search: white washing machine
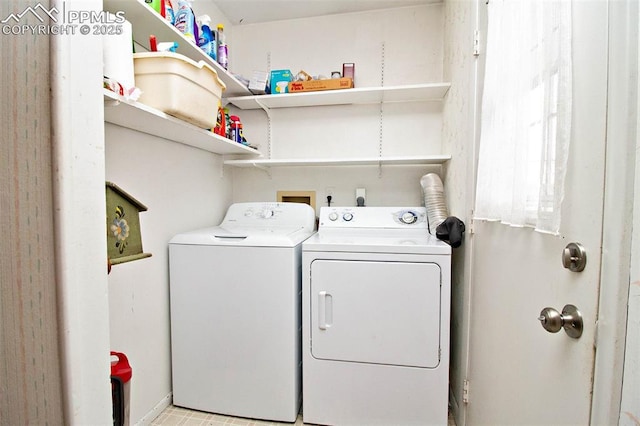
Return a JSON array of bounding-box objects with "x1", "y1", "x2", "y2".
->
[
  {"x1": 302, "y1": 207, "x2": 451, "y2": 425},
  {"x1": 168, "y1": 202, "x2": 315, "y2": 422}
]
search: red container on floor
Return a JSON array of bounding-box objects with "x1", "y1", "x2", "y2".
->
[{"x1": 111, "y1": 352, "x2": 132, "y2": 426}]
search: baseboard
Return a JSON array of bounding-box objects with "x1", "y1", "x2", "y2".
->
[{"x1": 135, "y1": 392, "x2": 172, "y2": 426}]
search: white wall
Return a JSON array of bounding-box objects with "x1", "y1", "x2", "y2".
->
[
  {"x1": 105, "y1": 124, "x2": 232, "y2": 423},
  {"x1": 619, "y1": 2, "x2": 640, "y2": 421},
  {"x1": 227, "y1": 4, "x2": 446, "y2": 211},
  {"x1": 620, "y1": 89, "x2": 640, "y2": 425},
  {"x1": 231, "y1": 5, "x2": 443, "y2": 86},
  {"x1": 232, "y1": 165, "x2": 443, "y2": 211},
  {"x1": 591, "y1": 0, "x2": 639, "y2": 422}
]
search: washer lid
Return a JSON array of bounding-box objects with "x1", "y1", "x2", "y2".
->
[
  {"x1": 169, "y1": 202, "x2": 317, "y2": 247},
  {"x1": 170, "y1": 225, "x2": 314, "y2": 247},
  {"x1": 303, "y1": 230, "x2": 451, "y2": 255}
]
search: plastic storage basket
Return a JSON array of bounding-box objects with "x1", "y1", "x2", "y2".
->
[{"x1": 133, "y1": 52, "x2": 226, "y2": 129}]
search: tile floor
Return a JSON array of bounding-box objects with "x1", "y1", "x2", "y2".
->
[
  {"x1": 151, "y1": 405, "x2": 456, "y2": 426},
  {"x1": 151, "y1": 406, "x2": 305, "y2": 426}
]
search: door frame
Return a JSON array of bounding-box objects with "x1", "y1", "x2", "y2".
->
[{"x1": 590, "y1": 0, "x2": 638, "y2": 423}]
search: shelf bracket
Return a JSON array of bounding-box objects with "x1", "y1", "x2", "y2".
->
[
  {"x1": 254, "y1": 97, "x2": 274, "y2": 179},
  {"x1": 220, "y1": 156, "x2": 230, "y2": 179},
  {"x1": 249, "y1": 162, "x2": 272, "y2": 179}
]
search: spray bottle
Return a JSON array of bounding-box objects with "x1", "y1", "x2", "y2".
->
[{"x1": 197, "y1": 15, "x2": 217, "y2": 62}]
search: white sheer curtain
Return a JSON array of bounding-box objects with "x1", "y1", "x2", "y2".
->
[{"x1": 474, "y1": 0, "x2": 572, "y2": 234}]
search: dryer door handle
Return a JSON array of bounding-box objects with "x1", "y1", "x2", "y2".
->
[{"x1": 318, "y1": 291, "x2": 332, "y2": 330}]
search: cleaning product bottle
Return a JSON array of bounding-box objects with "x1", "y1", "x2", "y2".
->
[
  {"x1": 144, "y1": 0, "x2": 162, "y2": 15},
  {"x1": 197, "y1": 15, "x2": 217, "y2": 61},
  {"x1": 164, "y1": 0, "x2": 175, "y2": 25},
  {"x1": 214, "y1": 101, "x2": 225, "y2": 136},
  {"x1": 223, "y1": 107, "x2": 231, "y2": 138},
  {"x1": 174, "y1": 0, "x2": 197, "y2": 44},
  {"x1": 229, "y1": 115, "x2": 241, "y2": 142},
  {"x1": 217, "y1": 24, "x2": 228, "y2": 69}
]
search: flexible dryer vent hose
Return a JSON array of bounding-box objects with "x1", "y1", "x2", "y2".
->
[{"x1": 420, "y1": 173, "x2": 449, "y2": 235}]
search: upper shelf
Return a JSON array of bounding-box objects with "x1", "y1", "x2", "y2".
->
[
  {"x1": 103, "y1": 0, "x2": 251, "y2": 98},
  {"x1": 103, "y1": 90, "x2": 260, "y2": 156},
  {"x1": 226, "y1": 83, "x2": 451, "y2": 110},
  {"x1": 223, "y1": 155, "x2": 451, "y2": 168}
]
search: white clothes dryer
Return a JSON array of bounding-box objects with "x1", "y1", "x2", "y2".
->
[
  {"x1": 302, "y1": 207, "x2": 451, "y2": 425},
  {"x1": 169, "y1": 202, "x2": 315, "y2": 422}
]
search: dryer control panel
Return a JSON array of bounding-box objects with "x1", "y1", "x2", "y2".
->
[{"x1": 319, "y1": 207, "x2": 427, "y2": 229}]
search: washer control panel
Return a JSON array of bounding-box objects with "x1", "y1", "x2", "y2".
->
[
  {"x1": 240, "y1": 203, "x2": 282, "y2": 220},
  {"x1": 319, "y1": 207, "x2": 427, "y2": 229},
  {"x1": 221, "y1": 202, "x2": 316, "y2": 231}
]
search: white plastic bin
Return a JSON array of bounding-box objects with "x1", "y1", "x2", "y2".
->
[{"x1": 133, "y1": 52, "x2": 226, "y2": 129}]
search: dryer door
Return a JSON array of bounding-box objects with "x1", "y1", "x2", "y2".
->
[{"x1": 310, "y1": 259, "x2": 441, "y2": 368}]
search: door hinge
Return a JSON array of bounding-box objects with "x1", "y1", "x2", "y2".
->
[
  {"x1": 463, "y1": 379, "x2": 470, "y2": 403},
  {"x1": 473, "y1": 30, "x2": 481, "y2": 56}
]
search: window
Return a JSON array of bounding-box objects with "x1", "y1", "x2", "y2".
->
[{"x1": 474, "y1": 0, "x2": 572, "y2": 234}]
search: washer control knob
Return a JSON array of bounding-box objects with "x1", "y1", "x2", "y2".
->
[
  {"x1": 328, "y1": 212, "x2": 339, "y2": 221},
  {"x1": 400, "y1": 211, "x2": 418, "y2": 224},
  {"x1": 343, "y1": 212, "x2": 353, "y2": 222}
]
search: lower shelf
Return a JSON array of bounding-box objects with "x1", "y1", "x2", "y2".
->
[
  {"x1": 223, "y1": 155, "x2": 451, "y2": 168},
  {"x1": 103, "y1": 90, "x2": 260, "y2": 156}
]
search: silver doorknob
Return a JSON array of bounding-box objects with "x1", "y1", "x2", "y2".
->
[
  {"x1": 562, "y1": 242, "x2": 586, "y2": 272},
  {"x1": 538, "y1": 304, "x2": 583, "y2": 338}
]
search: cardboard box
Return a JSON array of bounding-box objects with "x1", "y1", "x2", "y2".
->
[
  {"x1": 248, "y1": 70, "x2": 269, "y2": 95},
  {"x1": 270, "y1": 69, "x2": 293, "y2": 94},
  {"x1": 288, "y1": 78, "x2": 354, "y2": 93}
]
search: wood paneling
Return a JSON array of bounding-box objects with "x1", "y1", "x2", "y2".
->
[{"x1": 0, "y1": 0, "x2": 64, "y2": 423}]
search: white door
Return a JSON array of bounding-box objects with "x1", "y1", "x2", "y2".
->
[{"x1": 466, "y1": 2, "x2": 609, "y2": 425}]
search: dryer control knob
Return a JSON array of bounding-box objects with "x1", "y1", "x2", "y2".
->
[
  {"x1": 343, "y1": 212, "x2": 353, "y2": 222},
  {"x1": 328, "y1": 212, "x2": 339, "y2": 221},
  {"x1": 261, "y1": 209, "x2": 274, "y2": 218},
  {"x1": 400, "y1": 211, "x2": 418, "y2": 224}
]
